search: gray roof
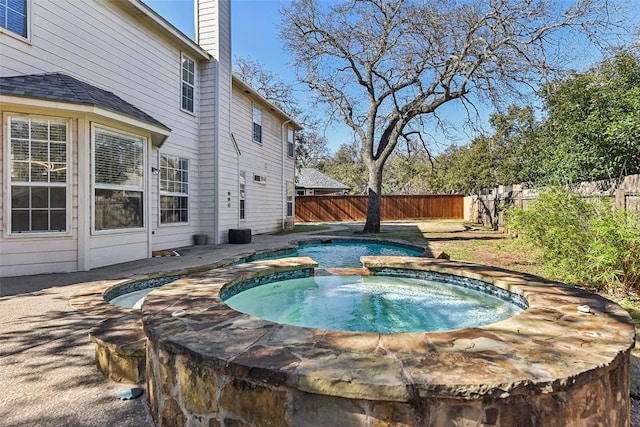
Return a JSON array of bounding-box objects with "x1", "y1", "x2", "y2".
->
[
  {"x1": 0, "y1": 73, "x2": 170, "y2": 131},
  {"x1": 296, "y1": 168, "x2": 350, "y2": 191}
]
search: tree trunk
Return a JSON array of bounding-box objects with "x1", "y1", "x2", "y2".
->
[{"x1": 362, "y1": 166, "x2": 382, "y2": 233}]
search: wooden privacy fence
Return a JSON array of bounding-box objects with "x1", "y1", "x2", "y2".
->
[
  {"x1": 470, "y1": 174, "x2": 640, "y2": 231},
  {"x1": 295, "y1": 195, "x2": 464, "y2": 222}
]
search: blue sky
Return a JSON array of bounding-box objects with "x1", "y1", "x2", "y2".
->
[
  {"x1": 144, "y1": 0, "x2": 290, "y2": 73},
  {"x1": 142, "y1": 0, "x2": 638, "y2": 156}
]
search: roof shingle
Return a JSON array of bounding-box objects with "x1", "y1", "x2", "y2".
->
[
  {"x1": 0, "y1": 72, "x2": 169, "y2": 131},
  {"x1": 296, "y1": 167, "x2": 350, "y2": 191}
]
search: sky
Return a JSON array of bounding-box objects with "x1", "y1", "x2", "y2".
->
[
  {"x1": 142, "y1": 0, "x2": 639, "y2": 156},
  {"x1": 143, "y1": 1, "x2": 287, "y2": 72}
]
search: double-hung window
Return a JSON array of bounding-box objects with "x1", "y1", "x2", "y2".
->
[
  {"x1": 287, "y1": 128, "x2": 295, "y2": 157},
  {"x1": 252, "y1": 105, "x2": 262, "y2": 143},
  {"x1": 160, "y1": 154, "x2": 189, "y2": 224},
  {"x1": 181, "y1": 55, "x2": 195, "y2": 113},
  {"x1": 93, "y1": 126, "x2": 144, "y2": 230},
  {"x1": 8, "y1": 116, "x2": 68, "y2": 233},
  {"x1": 1, "y1": 0, "x2": 27, "y2": 38},
  {"x1": 286, "y1": 181, "x2": 293, "y2": 217}
]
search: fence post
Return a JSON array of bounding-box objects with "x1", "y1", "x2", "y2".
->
[{"x1": 615, "y1": 189, "x2": 626, "y2": 210}]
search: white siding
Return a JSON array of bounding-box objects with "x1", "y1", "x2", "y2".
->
[
  {"x1": 0, "y1": 0, "x2": 295, "y2": 277},
  {"x1": 88, "y1": 231, "x2": 149, "y2": 269},
  {"x1": 0, "y1": 0, "x2": 206, "y2": 275},
  {"x1": 231, "y1": 86, "x2": 296, "y2": 234}
]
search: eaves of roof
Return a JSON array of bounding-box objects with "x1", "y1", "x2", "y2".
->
[
  {"x1": 111, "y1": 0, "x2": 211, "y2": 61},
  {"x1": 232, "y1": 75, "x2": 303, "y2": 130}
]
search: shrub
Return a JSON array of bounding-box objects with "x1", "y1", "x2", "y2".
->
[
  {"x1": 506, "y1": 187, "x2": 594, "y2": 283},
  {"x1": 506, "y1": 187, "x2": 640, "y2": 293},
  {"x1": 585, "y1": 208, "x2": 640, "y2": 293}
]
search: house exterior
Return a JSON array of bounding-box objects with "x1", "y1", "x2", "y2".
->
[
  {"x1": 232, "y1": 77, "x2": 298, "y2": 232},
  {"x1": 296, "y1": 167, "x2": 350, "y2": 196},
  {"x1": 0, "y1": 0, "x2": 300, "y2": 277}
]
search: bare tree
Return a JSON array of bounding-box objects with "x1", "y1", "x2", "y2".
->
[
  {"x1": 281, "y1": 0, "x2": 626, "y2": 233},
  {"x1": 234, "y1": 56, "x2": 299, "y2": 116},
  {"x1": 234, "y1": 56, "x2": 330, "y2": 169}
]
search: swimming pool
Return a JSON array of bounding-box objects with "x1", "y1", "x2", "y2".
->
[
  {"x1": 104, "y1": 275, "x2": 182, "y2": 308},
  {"x1": 143, "y1": 257, "x2": 634, "y2": 426},
  {"x1": 223, "y1": 273, "x2": 524, "y2": 333},
  {"x1": 243, "y1": 239, "x2": 425, "y2": 268},
  {"x1": 292, "y1": 240, "x2": 423, "y2": 267}
]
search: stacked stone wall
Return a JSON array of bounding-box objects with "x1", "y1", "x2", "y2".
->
[{"x1": 147, "y1": 339, "x2": 631, "y2": 426}]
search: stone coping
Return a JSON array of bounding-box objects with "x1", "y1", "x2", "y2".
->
[{"x1": 142, "y1": 256, "x2": 636, "y2": 401}]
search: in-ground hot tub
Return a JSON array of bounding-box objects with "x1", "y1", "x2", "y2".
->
[{"x1": 142, "y1": 256, "x2": 635, "y2": 427}]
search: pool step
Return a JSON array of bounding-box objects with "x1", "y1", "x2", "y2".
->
[{"x1": 316, "y1": 267, "x2": 370, "y2": 276}]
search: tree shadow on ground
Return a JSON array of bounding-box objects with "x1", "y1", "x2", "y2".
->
[{"x1": 0, "y1": 295, "x2": 152, "y2": 427}]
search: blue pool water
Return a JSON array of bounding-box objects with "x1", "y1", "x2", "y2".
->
[
  {"x1": 223, "y1": 274, "x2": 523, "y2": 333},
  {"x1": 109, "y1": 288, "x2": 152, "y2": 309},
  {"x1": 272, "y1": 241, "x2": 423, "y2": 268},
  {"x1": 105, "y1": 275, "x2": 182, "y2": 309}
]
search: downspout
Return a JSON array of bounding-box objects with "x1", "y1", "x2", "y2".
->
[{"x1": 281, "y1": 119, "x2": 292, "y2": 230}]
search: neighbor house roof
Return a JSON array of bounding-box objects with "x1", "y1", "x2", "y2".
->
[
  {"x1": 0, "y1": 72, "x2": 171, "y2": 146},
  {"x1": 296, "y1": 168, "x2": 350, "y2": 191}
]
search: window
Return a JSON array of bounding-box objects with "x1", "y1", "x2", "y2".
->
[
  {"x1": 8, "y1": 116, "x2": 68, "y2": 233},
  {"x1": 287, "y1": 128, "x2": 295, "y2": 157},
  {"x1": 239, "y1": 171, "x2": 246, "y2": 220},
  {"x1": 1, "y1": 0, "x2": 27, "y2": 38},
  {"x1": 286, "y1": 181, "x2": 293, "y2": 217},
  {"x1": 93, "y1": 127, "x2": 144, "y2": 230},
  {"x1": 160, "y1": 155, "x2": 188, "y2": 224},
  {"x1": 253, "y1": 174, "x2": 266, "y2": 184},
  {"x1": 252, "y1": 105, "x2": 262, "y2": 143},
  {"x1": 181, "y1": 55, "x2": 195, "y2": 112}
]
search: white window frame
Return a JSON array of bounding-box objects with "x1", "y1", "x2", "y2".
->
[
  {"x1": 286, "y1": 181, "x2": 294, "y2": 217},
  {"x1": 239, "y1": 171, "x2": 246, "y2": 220},
  {"x1": 287, "y1": 128, "x2": 295, "y2": 158},
  {"x1": 0, "y1": 0, "x2": 29, "y2": 40},
  {"x1": 159, "y1": 154, "x2": 189, "y2": 225},
  {"x1": 181, "y1": 54, "x2": 195, "y2": 114},
  {"x1": 91, "y1": 124, "x2": 146, "y2": 233},
  {"x1": 252, "y1": 105, "x2": 263, "y2": 143},
  {"x1": 5, "y1": 113, "x2": 71, "y2": 236},
  {"x1": 253, "y1": 174, "x2": 267, "y2": 184}
]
